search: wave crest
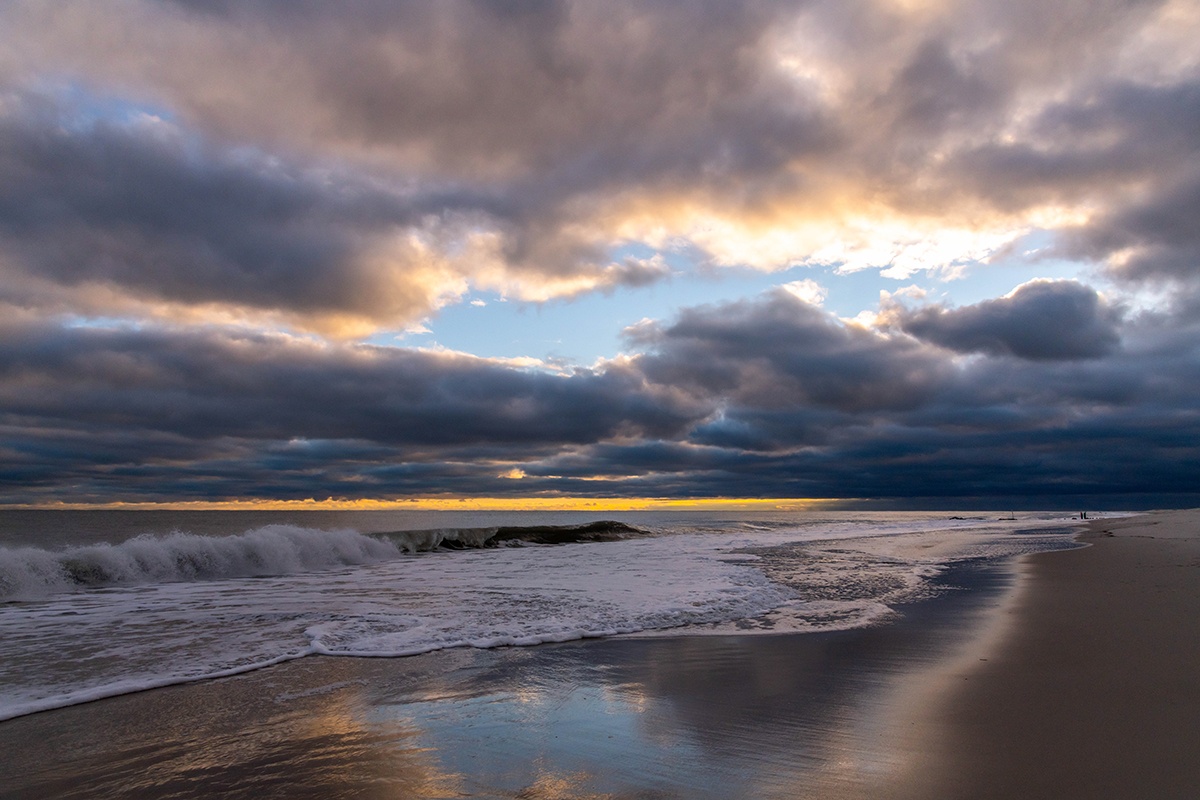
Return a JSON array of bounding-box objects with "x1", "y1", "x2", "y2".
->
[
  {"x1": 0, "y1": 520, "x2": 650, "y2": 599},
  {"x1": 0, "y1": 525, "x2": 401, "y2": 600}
]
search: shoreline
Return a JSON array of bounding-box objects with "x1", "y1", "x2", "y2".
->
[
  {"x1": 2, "y1": 511, "x2": 1196, "y2": 797},
  {"x1": 0, "y1": 546, "x2": 1022, "y2": 798},
  {"x1": 910, "y1": 509, "x2": 1200, "y2": 798}
]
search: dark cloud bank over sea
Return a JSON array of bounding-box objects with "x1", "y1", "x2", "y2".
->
[
  {"x1": 0, "y1": 0, "x2": 1198, "y2": 507},
  {"x1": 3, "y1": 282, "x2": 1197, "y2": 507}
]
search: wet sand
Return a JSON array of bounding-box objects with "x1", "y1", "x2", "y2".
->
[
  {"x1": 2, "y1": 513, "x2": 1197, "y2": 798},
  {"x1": 915, "y1": 510, "x2": 1200, "y2": 799},
  {"x1": 0, "y1": 557, "x2": 1015, "y2": 799}
]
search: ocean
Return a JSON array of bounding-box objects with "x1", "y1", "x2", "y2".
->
[{"x1": 0, "y1": 509, "x2": 1087, "y2": 724}]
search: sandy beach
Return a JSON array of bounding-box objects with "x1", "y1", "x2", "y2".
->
[
  {"x1": 915, "y1": 510, "x2": 1200, "y2": 799},
  {"x1": 2, "y1": 511, "x2": 1197, "y2": 798}
]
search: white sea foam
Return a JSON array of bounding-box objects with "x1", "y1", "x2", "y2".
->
[
  {"x1": 0, "y1": 525, "x2": 402, "y2": 600},
  {"x1": 0, "y1": 521, "x2": 648, "y2": 600},
  {"x1": 0, "y1": 514, "x2": 1086, "y2": 722}
]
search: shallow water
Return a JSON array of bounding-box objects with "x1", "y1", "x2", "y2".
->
[
  {"x1": 0, "y1": 510, "x2": 1086, "y2": 722},
  {"x1": 0, "y1": 558, "x2": 1016, "y2": 799}
]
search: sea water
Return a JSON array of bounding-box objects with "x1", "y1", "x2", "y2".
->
[{"x1": 0, "y1": 509, "x2": 1090, "y2": 722}]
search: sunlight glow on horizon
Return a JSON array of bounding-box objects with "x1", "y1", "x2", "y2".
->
[{"x1": 12, "y1": 497, "x2": 837, "y2": 512}]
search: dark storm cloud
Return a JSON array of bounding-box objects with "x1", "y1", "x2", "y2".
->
[
  {"x1": 1062, "y1": 168, "x2": 1200, "y2": 288},
  {"x1": 628, "y1": 289, "x2": 951, "y2": 412},
  {"x1": 0, "y1": 91, "x2": 489, "y2": 330},
  {"x1": 945, "y1": 82, "x2": 1198, "y2": 207},
  {"x1": 945, "y1": 75, "x2": 1200, "y2": 302},
  {"x1": 0, "y1": 318, "x2": 703, "y2": 448},
  {"x1": 522, "y1": 401, "x2": 1200, "y2": 503},
  {"x1": 0, "y1": 315, "x2": 709, "y2": 502},
  {"x1": 601, "y1": 288, "x2": 1198, "y2": 500},
  {"x1": 889, "y1": 280, "x2": 1123, "y2": 360},
  {"x1": 2, "y1": 282, "x2": 1199, "y2": 503},
  {"x1": 526, "y1": 376, "x2": 1200, "y2": 503}
]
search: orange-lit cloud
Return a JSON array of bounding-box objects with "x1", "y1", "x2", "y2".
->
[{"x1": 2, "y1": 0, "x2": 1191, "y2": 336}]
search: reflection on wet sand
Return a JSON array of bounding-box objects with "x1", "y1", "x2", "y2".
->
[
  {"x1": 0, "y1": 656, "x2": 469, "y2": 799},
  {"x1": 0, "y1": 560, "x2": 1012, "y2": 799},
  {"x1": 412, "y1": 559, "x2": 1010, "y2": 798}
]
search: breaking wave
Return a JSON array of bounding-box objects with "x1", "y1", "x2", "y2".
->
[{"x1": 0, "y1": 521, "x2": 649, "y2": 600}]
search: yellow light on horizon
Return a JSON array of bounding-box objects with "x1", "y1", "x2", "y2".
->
[{"x1": 14, "y1": 496, "x2": 835, "y2": 512}]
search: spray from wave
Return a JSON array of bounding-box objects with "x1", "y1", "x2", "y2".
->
[
  {"x1": 0, "y1": 526, "x2": 400, "y2": 600},
  {"x1": 0, "y1": 521, "x2": 649, "y2": 600}
]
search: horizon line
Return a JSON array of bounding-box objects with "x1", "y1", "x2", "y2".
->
[{"x1": 1, "y1": 496, "x2": 839, "y2": 512}]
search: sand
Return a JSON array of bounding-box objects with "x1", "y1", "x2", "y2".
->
[
  {"x1": 2, "y1": 511, "x2": 1198, "y2": 798},
  {"x1": 915, "y1": 510, "x2": 1200, "y2": 799}
]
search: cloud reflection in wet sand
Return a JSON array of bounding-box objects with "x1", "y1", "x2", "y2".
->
[{"x1": 0, "y1": 557, "x2": 1010, "y2": 798}]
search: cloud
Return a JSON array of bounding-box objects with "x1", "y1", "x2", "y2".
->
[
  {"x1": 2, "y1": 282, "x2": 1199, "y2": 504},
  {"x1": 0, "y1": 90, "x2": 483, "y2": 335},
  {"x1": 628, "y1": 288, "x2": 950, "y2": 412},
  {"x1": 1, "y1": 1, "x2": 1200, "y2": 505},
  {"x1": 780, "y1": 278, "x2": 827, "y2": 306},
  {"x1": 887, "y1": 280, "x2": 1123, "y2": 360},
  {"x1": 607, "y1": 285, "x2": 1197, "y2": 501},
  {"x1": 0, "y1": 87, "x2": 678, "y2": 333},
  {"x1": 0, "y1": 1, "x2": 831, "y2": 291},
  {"x1": 945, "y1": 74, "x2": 1200, "y2": 303},
  {"x1": 1062, "y1": 167, "x2": 1200, "y2": 295},
  {"x1": 0, "y1": 312, "x2": 714, "y2": 502},
  {"x1": 1, "y1": 0, "x2": 1196, "y2": 317},
  {"x1": 0, "y1": 315, "x2": 705, "y2": 453}
]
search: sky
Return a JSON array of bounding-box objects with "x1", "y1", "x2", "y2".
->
[{"x1": 1, "y1": 0, "x2": 1198, "y2": 508}]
